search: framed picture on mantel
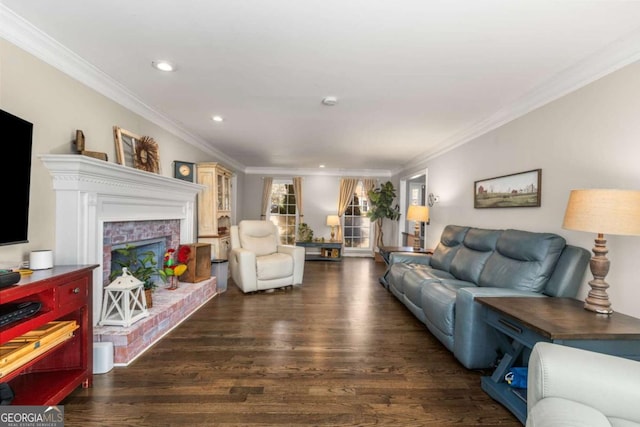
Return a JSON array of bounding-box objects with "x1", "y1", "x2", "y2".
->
[
  {"x1": 113, "y1": 126, "x2": 140, "y2": 168},
  {"x1": 474, "y1": 169, "x2": 541, "y2": 208}
]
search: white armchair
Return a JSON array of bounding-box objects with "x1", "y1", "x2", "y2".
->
[
  {"x1": 527, "y1": 342, "x2": 640, "y2": 427},
  {"x1": 229, "y1": 220, "x2": 305, "y2": 293}
]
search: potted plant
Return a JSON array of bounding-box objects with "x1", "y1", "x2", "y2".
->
[
  {"x1": 366, "y1": 181, "x2": 401, "y2": 250},
  {"x1": 297, "y1": 223, "x2": 314, "y2": 242},
  {"x1": 110, "y1": 245, "x2": 161, "y2": 308}
]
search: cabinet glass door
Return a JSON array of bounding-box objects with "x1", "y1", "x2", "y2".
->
[
  {"x1": 223, "y1": 175, "x2": 230, "y2": 211},
  {"x1": 216, "y1": 173, "x2": 223, "y2": 210}
]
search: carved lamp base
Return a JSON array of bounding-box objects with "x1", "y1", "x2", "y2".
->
[
  {"x1": 584, "y1": 233, "x2": 613, "y2": 315},
  {"x1": 413, "y1": 223, "x2": 421, "y2": 252}
]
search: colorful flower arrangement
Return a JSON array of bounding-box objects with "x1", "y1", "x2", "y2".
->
[{"x1": 159, "y1": 245, "x2": 191, "y2": 290}]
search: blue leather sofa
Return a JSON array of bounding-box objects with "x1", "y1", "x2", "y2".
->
[{"x1": 387, "y1": 225, "x2": 590, "y2": 370}]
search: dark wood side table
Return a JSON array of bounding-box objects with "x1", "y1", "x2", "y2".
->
[
  {"x1": 377, "y1": 246, "x2": 433, "y2": 287},
  {"x1": 477, "y1": 296, "x2": 640, "y2": 425},
  {"x1": 295, "y1": 241, "x2": 342, "y2": 261}
]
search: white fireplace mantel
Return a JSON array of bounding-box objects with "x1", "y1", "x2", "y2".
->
[{"x1": 40, "y1": 154, "x2": 205, "y2": 324}]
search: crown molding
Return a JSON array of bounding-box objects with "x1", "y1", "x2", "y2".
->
[
  {"x1": 4, "y1": 4, "x2": 640, "y2": 178},
  {"x1": 0, "y1": 4, "x2": 245, "y2": 172},
  {"x1": 244, "y1": 166, "x2": 392, "y2": 177},
  {"x1": 399, "y1": 26, "x2": 640, "y2": 174}
]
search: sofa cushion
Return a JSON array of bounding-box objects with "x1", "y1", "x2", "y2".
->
[
  {"x1": 478, "y1": 229, "x2": 566, "y2": 292},
  {"x1": 389, "y1": 263, "x2": 426, "y2": 295},
  {"x1": 527, "y1": 398, "x2": 613, "y2": 427},
  {"x1": 449, "y1": 228, "x2": 501, "y2": 284},
  {"x1": 239, "y1": 222, "x2": 279, "y2": 256},
  {"x1": 256, "y1": 253, "x2": 293, "y2": 280},
  {"x1": 421, "y1": 279, "x2": 477, "y2": 348},
  {"x1": 430, "y1": 225, "x2": 469, "y2": 272},
  {"x1": 402, "y1": 269, "x2": 452, "y2": 308}
]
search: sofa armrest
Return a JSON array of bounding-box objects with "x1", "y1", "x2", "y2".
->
[
  {"x1": 527, "y1": 342, "x2": 640, "y2": 424},
  {"x1": 277, "y1": 244, "x2": 304, "y2": 257},
  {"x1": 453, "y1": 287, "x2": 546, "y2": 369},
  {"x1": 543, "y1": 244, "x2": 590, "y2": 297},
  {"x1": 229, "y1": 248, "x2": 257, "y2": 292},
  {"x1": 389, "y1": 252, "x2": 432, "y2": 266},
  {"x1": 277, "y1": 244, "x2": 305, "y2": 285}
]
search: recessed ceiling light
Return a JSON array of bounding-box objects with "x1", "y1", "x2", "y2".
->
[
  {"x1": 152, "y1": 60, "x2": 175, "y2": 72},
  {"x1": 322, "y1": 96, "x2": 337, "y2": 106},
  {"x1": 212, "y1": 116, "x2": 224, "y2": 122},
  {"x1": 319, "y1": 164, "x2": 326, "y2": 168}
]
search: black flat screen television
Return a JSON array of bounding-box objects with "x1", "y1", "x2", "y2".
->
[{"x1": 1, "y1": 109, "x2": 33, "y2": 246}]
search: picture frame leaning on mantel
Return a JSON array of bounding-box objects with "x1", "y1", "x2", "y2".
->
[{"x1": 113, "y1": 126, "x2": 160, "y2": 173}]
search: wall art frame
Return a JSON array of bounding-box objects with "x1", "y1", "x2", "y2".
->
[
  {"x1": 474, "y1": 169, "x2": 542, "y2": 208},
  {"x1": 113, "y1": 126, "x2": 140, "y2": 168},
  {"x1": 113, "y1": 126, "x2": 160, "y2": 173}
]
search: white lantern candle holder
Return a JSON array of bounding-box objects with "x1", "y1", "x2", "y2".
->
[{"x1": 99, "y1": 267, "x2": 149, "y2": 327}]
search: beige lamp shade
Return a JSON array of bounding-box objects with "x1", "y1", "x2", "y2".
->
[
  {"x1": 407, "y1": 205, "x2": 429, "y2": 223},
  {"x1": 326, "y1": 215, "x2": 340, "y2": 227},
  {"x1": 562, "y1": 189, "x2": 640, "y2": 236}
]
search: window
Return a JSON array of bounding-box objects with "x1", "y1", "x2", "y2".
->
[
  {"x1": 343, "y1": 181, "x2": 371, "y2": 249},
  {"x1": 269, "y1": 182, "x2": 297, "y2": 244}
]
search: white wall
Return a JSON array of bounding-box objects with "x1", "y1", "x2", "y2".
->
[
  {"x1": 242, "y1": 174, "x2": 402, "y2": 250},
  {"x1": 243, "y1": 174, "x2": 343, "y2": 242},
  {"x1": 0, "y1": 40, "x2": 224, "y2": 267},
  {"x1": 394, "y1": 59, "x2": 640, "y2": 317}
]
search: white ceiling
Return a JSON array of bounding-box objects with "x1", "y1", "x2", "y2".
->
[{"x1": 3, "y1": 1, "x2": 640, "y2": 174}]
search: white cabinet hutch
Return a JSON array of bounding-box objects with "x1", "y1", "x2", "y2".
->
[{"x1": 196, "y1": 162, "x2": 233, "y2": 260}]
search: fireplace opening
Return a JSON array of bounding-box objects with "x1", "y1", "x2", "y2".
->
[
  {"x1": 110, "y1": 238, "x2": 166, "y2": 286},
  {"x1": 103, "y1": 219, "x2": 181, "y2": 287}
]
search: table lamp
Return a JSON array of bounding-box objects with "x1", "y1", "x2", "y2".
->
[
  {"x1": 406, "y1": 205, "x2": 429, "y2": 251},
  {"x1": 326, "y1": 215, "x2": 340, "y2": 241},
  {"x1": 562, "y1": 189, "x2": 640, "y2": 314}
]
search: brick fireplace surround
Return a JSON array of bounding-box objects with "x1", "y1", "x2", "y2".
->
[
  {"x1": 96, "y1": 274, "x2": 217, "y2": 365},
  {"x1": 40, "y1": 154, "x2": 219, "y2": 365}
]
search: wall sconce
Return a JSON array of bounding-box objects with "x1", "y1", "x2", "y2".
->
[
  {"x1": 406, "y1": 205, "x2": 429, "y2": 251},
  {"x1": 326, "y1": 215, "x2": 340, "y2": 242},
  {"x1": 428, "y1": 193, "x2": 440, "y2": 207}
]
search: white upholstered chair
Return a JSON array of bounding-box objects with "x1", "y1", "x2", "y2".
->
[
  {"x1": 527, "y1": 342, "x2": 640, "y2": 427},
  {"x1": 229, "y1": 220, "x2": 305, "y2": 293}
]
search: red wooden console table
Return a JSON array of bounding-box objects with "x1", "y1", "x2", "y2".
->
[{"x1": 0, "y1": 264, "x2": 98, "y2": 405}]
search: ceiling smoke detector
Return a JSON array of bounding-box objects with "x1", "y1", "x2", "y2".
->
[{"x1": 322, "y1": 96, "x2": 337, "y2": 106}]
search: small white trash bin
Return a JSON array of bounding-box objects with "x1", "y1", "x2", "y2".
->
[
  {"x1": 93, "y1": 341, "x2": 114, "y2": 374},
  {"x1": 211, "y1": 259, "x2": 228, "y2": 293}
]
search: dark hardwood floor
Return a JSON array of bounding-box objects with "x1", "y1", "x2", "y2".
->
[{"x1": 63, "y1": 258, "x2": 520, "y2": 426}]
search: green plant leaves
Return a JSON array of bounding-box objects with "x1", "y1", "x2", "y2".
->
[
  {"x1": 109, "y1": 244, "x2": 161, "y2": 290},
  {"x1": 366, "y1": 181, "x2": 401, "y2": 222}
]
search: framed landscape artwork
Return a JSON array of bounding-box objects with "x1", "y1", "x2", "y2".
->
[{"x1": 474, "y1": 169, "x2": 541, "y2": 208}]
